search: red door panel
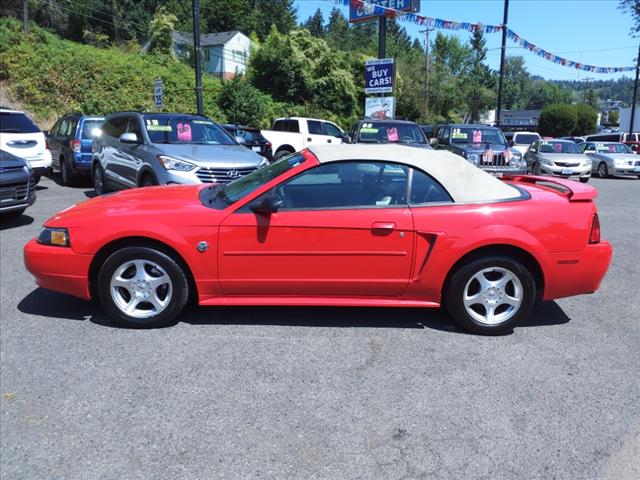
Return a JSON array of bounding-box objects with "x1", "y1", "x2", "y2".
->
[{"x1": 218, "y1": 208, "x2": 414, "y2": 296}]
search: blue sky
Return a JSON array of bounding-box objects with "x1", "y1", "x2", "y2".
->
[{"x1": 294, "y1": 0, "x2": 637, "y2": 81}]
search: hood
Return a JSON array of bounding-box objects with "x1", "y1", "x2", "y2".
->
[
  {"x1": 538, "y1": 153, "x2": 589, "y2": 162},
  {"x1": 511, "y1": 145, "x2": 529, "y2": 155},
  {"x1": 45, "y1": 185, "x2": 223, "y2": 228},
  {"x1": 0, "y1": 150, "x2": 28, "y2": 169},
  {"x1": 153, "y1": 143, "x2": 264, "y2": 168}
]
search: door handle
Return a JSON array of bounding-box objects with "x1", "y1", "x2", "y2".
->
[
  {"x1": 371, "y1": 222, "x2": 396, "y2": 232},
  {"x1": 307, "y1": 137, "x2": 312, "y2": 142},
  {"x1": 327, "y1": 139, "x2": 332, "y2": 143}
]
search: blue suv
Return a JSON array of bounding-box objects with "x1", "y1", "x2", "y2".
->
[{"x1": 48, "y1": 114, "x2": 104, "y2": 185}]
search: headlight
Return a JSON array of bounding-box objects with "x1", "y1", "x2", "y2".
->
[
  {"x1": 541, "y1": 158, "x2": 553, "y2": 166},
  {"x1": 467, "y1": 153, "x2": 479, "y2": 164},
  {"x1": 37, "y1": 227, "x2": 70, "y2": 247},
  {"x1": 157, "y1": 155, "x2": 196, "y2": 171},
  {"x1": 258, "y1": 157, "x2": 269, "y2": 168}
]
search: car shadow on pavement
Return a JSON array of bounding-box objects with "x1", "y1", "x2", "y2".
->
[
  {"x1": 18, "y1": 288, "x2": 571, "y2": 334},
  {"x1": 0, "y1": 214, "x2": 34, "y2": 230}
]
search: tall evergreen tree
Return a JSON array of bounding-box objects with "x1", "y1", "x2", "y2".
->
[{"x1": 304, "y1": 8, "x2": 325, "y2": 37}]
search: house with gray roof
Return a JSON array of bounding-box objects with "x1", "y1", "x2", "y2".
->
[{"x1": 172, "y1": 30, "x2": 251, "y2": 80}]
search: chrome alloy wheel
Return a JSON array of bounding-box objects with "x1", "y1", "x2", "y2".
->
[
  {"x1": 462, "y1": 267, "x2": 523, "y2": 325},
  {"x1": 109, "y1": 259, "x2": 173, "y2": 319}
]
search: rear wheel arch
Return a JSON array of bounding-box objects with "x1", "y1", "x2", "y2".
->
[
  {"x1": 442, "y1": 244, "x2": 545, "y2": 302},
  {"x1": 88, "y1": 236, "x2": 198, "y2": 305}
]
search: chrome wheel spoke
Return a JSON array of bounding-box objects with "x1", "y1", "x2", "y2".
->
[
  {"x1": 463, "y1": 266, "x2": 524, "y2": 326},
  {"x1": 484, "y1": 302, "x2": 497, "y2": 324},
  {"x1": 463, "y1": 291, "x2": 482, "y2": 308},
  {"x1": 124, "y1": 297, "x2": 142, "y2": 314}
]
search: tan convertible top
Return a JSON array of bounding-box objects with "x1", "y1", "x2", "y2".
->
[{"x1": 308, "y1": 144, "x2": 521, "y2": 203}]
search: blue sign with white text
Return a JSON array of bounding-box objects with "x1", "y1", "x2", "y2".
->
[
  {"x1": 364, "y1": 58, "x2": 395, "y2": 94},
  {"x1": 349, "y1": 0, "x2": 417, "y2": 23}
]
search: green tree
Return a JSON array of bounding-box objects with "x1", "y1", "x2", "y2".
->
[
  {"x1": 539, "y1": 104, "x2": 577, "y2": 137},
  {"x1": 619, "y1": 0, "x2": 640, "y2": 35},
  {"x1": 465, "y1": 26, "x2": 495, "y2": 122},
  {"x1": 609, "y1": 110, "x2": 620, "y2": 124},
  {"x1": 429, "y1": 32, "x2": 471, "y2": 121},
  {"x1": 584, "y1": 89, "x2": 599, "y2": 110},
  {"x1": 573, "y1": 103, "x2": 598, "y2": 136},
  {"x1": 326, "y1": 7, "x2": 350, "y2": 50},
  {"x1": 502, "y1": 56, "x2": 531, "y2": 109},
  {"x1": 218, "y1": 75, "x2": 271, "y2": 127},
  {"x1": 303, "y1": 8, "x2": 325, "y2": 37},
  {"x1": 148, "y1": 6, "x2": 177, "y2": 56},
  {"x1": 248, "y1": 26, "x2": 308, "y2": 102},
  {"x1": 253, "y1": 0, "x2": 296, "y2": 39}
]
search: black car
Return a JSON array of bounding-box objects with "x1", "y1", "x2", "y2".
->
[
  {"x1": 222, "y1": 124, "x2": 273, "y2": 161},
  {"x1": 48, "y1": 113, "x2": 104, "y2": 185},
  {"x1": 420, "y1": 124, "x2": 436, "y2": 139},
  {"x1": 347, "y1": 118, "x2": 432, "y2": 148},
  {"x1": 430, "y1": 123, "x2": 526, "y2": 176},
  {"x1": 0, "y1": 149, "x2": 36, "y2": 219}
]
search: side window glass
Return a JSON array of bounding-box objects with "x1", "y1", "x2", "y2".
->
[
  {"x1": 307, "y1": 120, "x2": 323, "y2": 135},
  {"x1": 322, "y1": 122, "x2": 343, "y2": 138},
  {"x1": 289, "y1": 119, "x2": 300, "y2": 133},
  {"x1": 50, "y1": 120, "x2": 61, "y2": 137},
  {"x1": 127, "y1": 117, "x2": 143, "y2": 139},
  {"x1": 59, "y1": 119, "x2": 70, "y2": 136},
  {"x1": 273, "y1": 120, "x2": 283, "y2": 131},
  {"x1": 256, "y1": 161, "x2": 409, "y2": 210},
  {"x1": 68, "y1": 119, "x2": 78, "y2": 137},
  {"x1": 409, "y1": 169, "x2": 453, "y2": 205}
]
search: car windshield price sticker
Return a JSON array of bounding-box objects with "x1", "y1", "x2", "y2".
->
[{"x1": 365, "y1": 58, "x2": 395, "y2": 94}]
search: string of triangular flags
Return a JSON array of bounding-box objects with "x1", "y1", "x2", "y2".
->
[{"x1": 334, "y1": 0, "x2": 636, "y2": 74}]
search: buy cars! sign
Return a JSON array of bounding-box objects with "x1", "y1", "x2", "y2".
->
[{"x1": 364, "y1": 58, "x2": 395, "y2": 94}]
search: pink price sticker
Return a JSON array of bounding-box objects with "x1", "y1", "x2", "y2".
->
[
  {"x1": 472, "y1": 130, "x2": 482, "y2": 143},
  {"x1": 177, "y1": 123, "x2": 192, "y2": 141},
  {"x1": 387, "y1": 127, "x2": 399, "y2": 142}
]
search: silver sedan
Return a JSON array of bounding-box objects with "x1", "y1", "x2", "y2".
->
[
  {"x1": 580, "y1": 142, "x2": 640, "y2": 179},
  {"x1": 525, "y1": 139, "x2": 592, "y2": 183}
]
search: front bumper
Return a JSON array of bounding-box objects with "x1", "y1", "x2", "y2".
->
[
  {"x1": 542, "y1": 163, "x2": 591, "y2": 178},
  {"x1": 0, "y1": 177, "x2": 36, "y2": 213},
  {"x1": 23, "y1": 239, "x2": 93, "y2": 300},
  {"x1": 478, "y1": 167, "x2": 527, "y2": 177},
  {"x1": 612, "y1": 165, "x2": 640, "y2": 175}
]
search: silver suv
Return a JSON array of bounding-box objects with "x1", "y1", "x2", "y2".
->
[{"x1": 92, "y1": 112, "x2": 266, "y2": 194}]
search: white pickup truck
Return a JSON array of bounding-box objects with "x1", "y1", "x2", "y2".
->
[{"x1": 261, "y1": 117, "x2": 345, "y2": 159}]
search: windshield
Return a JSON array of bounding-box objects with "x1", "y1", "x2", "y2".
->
[
  {"x1": 357, "y1": 122, "x2": 427, "y2": 144},
  {"x1": 450, "y1": 127, "x2": 506, "y2": 146},
  {"x1": 514, "y1": 133, "x2": 540, "y2": 145},
  {"x1": 0, "y1": 112, "x2": 40, "y2": 134},
  {"x1": 143, "y1": 115, "x2": 235, "y2": 145},
  {"x1": 539, "y1": 141, "x2": 581, "y2": 154},
  {"x1": 596, "y1": 143, "x2": 632, "y2": 154},
  {"x1": 216, "y1": 153, "x2": 305, "y2": 206}
]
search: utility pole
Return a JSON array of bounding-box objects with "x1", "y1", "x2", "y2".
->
[
  {"x1": 629, "y1": 41, "x2": 640, "y2": 136},
  {"x1": 22, "y1": 0, "x2": 28, "y2": 34},
  {"x1": 495, "y1": 0, "x2": 509, "y2": 128},
  {"x1": 421, "y1": 27, "x2": 434, "y2": 119},
  {"x1": 192, "y1": 0, "x2": 204, "y2": 115},
  {"x1": 378, "y1": 15, "x2": 386, "y2": 59}
]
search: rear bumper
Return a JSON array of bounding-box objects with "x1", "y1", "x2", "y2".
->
[
  {"x1": 23, "y1": 239, "x2": 93, "y2": 300},
  {"x1": 537, "y1": 241, "x2": 612, "y2": 301}
]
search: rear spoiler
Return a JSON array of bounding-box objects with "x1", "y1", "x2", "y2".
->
[{"x1": 502, "y1": 175, "x2": 598, "y2": 202}]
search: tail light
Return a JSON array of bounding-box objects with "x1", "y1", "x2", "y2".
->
[
  {"x1": 45, "y1": 138, "x2": 50, "y2": 150},
  {"x1": 589, "y1": 213, "x2": 601, "y2": 244},
  {"x1": 265, "y1": 141, "x2": 272, "y2": 148},
  {"x1": 70, "y1": 139, "x2": 81, "y2": 153}
]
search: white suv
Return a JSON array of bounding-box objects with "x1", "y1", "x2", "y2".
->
[{"x1": 0, "y1": 108, "x2": 52, "y2": 182}]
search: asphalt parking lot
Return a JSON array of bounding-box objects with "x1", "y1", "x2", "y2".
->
[{"x1": 1, "y1": 174, "x2": 639, "y2": 480}]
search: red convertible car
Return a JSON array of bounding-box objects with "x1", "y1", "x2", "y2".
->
[{"x1": 24, "y1": 145, "x2": 612, "y2": 334}]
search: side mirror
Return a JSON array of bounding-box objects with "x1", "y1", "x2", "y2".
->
[
  {"x1": 250, "y1": 195, "x2": 281, "y2": 215},
  {"x1": 341, "y1": 133, "x2": 351, "y2": 144},
  {"x1": 630, "y1": 144, "x2": 638, "y2": 152},
  {"x1": 429, "y1": 138, "x2": 439, "y2": 147},
  {"x1": 508, "y1": 140, "x2": 515, "y2": 147},
  {"x1": 119, "y1": 132, "x2": 140, "y2": 144}
]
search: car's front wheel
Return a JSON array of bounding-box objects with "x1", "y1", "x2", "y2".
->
[
  {"x1": 93, "y1": 164, "x2": 108, "y2": 195},
  {"x1": 444, "y1": 255, "x2": 536, "y2": 335},
  {"x1": 597, "y1": 162, "x2": 609, "y2": 178},
  {"x1": 97, "y1": 247, "x2": 190, "y2": 328}
]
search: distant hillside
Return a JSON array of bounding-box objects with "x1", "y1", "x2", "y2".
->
[
  {"x1": 0, "y1": 18, "x2": 224, "y2": 123},
  {"x1": 549, "y1": 78, "x2": 635, "y2": 106}
]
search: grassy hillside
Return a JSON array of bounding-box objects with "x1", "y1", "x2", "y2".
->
[{"x1": 0, "y1": 18, "x2": 224, "y2": 122}]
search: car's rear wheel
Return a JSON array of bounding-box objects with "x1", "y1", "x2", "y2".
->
[
  {"x1": 444, "y1": 255, "x2": 536, "y2": 335},
  {"x1": 274, "y1": 149, "x2": 293, "y2": 160},
  {"x1": 93, "y1": 164, "x2": 108, "y2": 195},
  {"x1": 97, "y1": 247, "x2": 189, "y2": 328},
  {"x1": 60, "y1": 158, "x2": 75, "y2": 186},
  {"x1": 597, "y1": 162, "x2": 609, "y2": 178}
]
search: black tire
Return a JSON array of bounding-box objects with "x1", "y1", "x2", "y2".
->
[
  {"x1": 274, "y1": 149, "x2": 293, "y2": 160},
  {"x1": 93, "y1": 163, "x2": 108, "y2": 195},
  {"x1": 97, "y1": 246, "x2": 189, "y2": 328},
  {"x1": 140, "y1": 174, "x2": 156, "y2": 187},
  {"x1": 33, "y1": 175, "x2": 41, "y2": 185},
  {"x1": 597, "y1": 162, "x2": 609, "y2": 179},
  {"x1": 533, "y1": 162, "x2": 541, "y2": 175},
  {"x1": 579, "y1": 177, "x2": 590, "y2": 183},
  {"x1": 444, "y1": 255, "x2": 536, "y2": 335},
  {"x1": 60, "y1": 158, "x2": 75, "y2": 186}
]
